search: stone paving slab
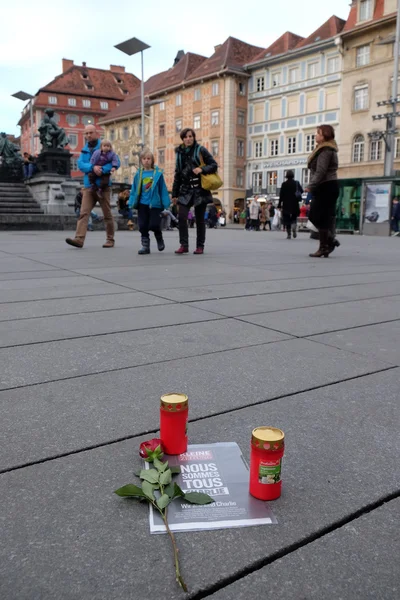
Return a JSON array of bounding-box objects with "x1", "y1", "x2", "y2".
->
[
  {"x1": 148, "y1": 271, "x2": 399, "y2": 302},
  {"x1": 0, "y1": 291, "x2": 171, "y2": 321},
  {"x1": 0, "y1": 370, "x2": 398, "y2": 599},
  {"x1": 241, "y1": 296, "x2": 400, "y2": 338},
  {"x1": 0, "y1": 338, "x2": 390, "y2": 467},
  {"x1": 0, "y1": 303, "x2": 221, "y2": 347},
  {"x1": 310, "y1": 321, "x2": 400, "y2": 367},
  {"x1": 1, "y1": 230, "x2": 399, "y2": 599},
  {"x1": 208, "y1": 499, "x2": 400, "y2": 600},
  {"x1": 190, "y1": 283, "x2": 400, "y2": 317}
]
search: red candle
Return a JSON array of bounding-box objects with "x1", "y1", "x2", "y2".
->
[
  {"x1": 249, "y1": 427, "x2": 285, "y2": 501},
  {"x1": 160, "y1": 393, "x2": 188, "y2": 455}
]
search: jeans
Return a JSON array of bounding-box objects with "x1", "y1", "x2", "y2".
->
[
  {"x1": 24, "y1": 164, "x2": 34, "y2": 178},
  {"x1": 118, "y1": 208, "x2": 133, "y2": 220},
  {"x1": 178, "y1": 202, "x2": 207, "y2": 249},
  {"x1": 138, "y1": 203, "x2": 163, "y2": 243}
]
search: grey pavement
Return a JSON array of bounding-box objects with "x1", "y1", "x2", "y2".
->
[{"x1": 0, "y1": 229, "x2": 399, "y2": 600}]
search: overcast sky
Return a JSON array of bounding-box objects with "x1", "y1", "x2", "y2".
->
[{"x1": 1, "y1": 0, "x2": 351, "y2": 136}]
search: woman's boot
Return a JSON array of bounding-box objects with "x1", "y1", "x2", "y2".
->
[
  {"x1": 138, "y1": 236, "x2": 150, "y2": 255},
  {"x1": 309, "y1": 230, "x2": 330, "y2": 258}
]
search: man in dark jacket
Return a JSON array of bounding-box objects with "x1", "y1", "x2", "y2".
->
[
  {"x1": 391, "y1": 197, "x2": 400, "y2": 236},
  {"x1": 278, "y1": 170, "x2": 303, "y2": 239},
  {"x1": 172, "y1": 128, "x2": 218, "y2": 254}
]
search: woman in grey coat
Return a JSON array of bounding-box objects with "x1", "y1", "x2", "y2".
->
[{"x1": 306, "y1": 125, "x2": 339, "y2": 258}]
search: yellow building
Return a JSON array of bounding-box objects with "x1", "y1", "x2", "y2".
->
[
  {"x1": 246, "y1": 16, "x2": 345, "y2": 196},
  {"x1": 338, "y1": 0, "x2": 398, "y2": 178},
  {"x1": 100, "y1": 40, "x2": 263, "y2": 217}
]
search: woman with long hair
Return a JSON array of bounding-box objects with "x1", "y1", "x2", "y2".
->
[
  {"x1": 172, "y1": 128, "x2": 218, "y2": 254},
  {"x1": 307, "y1": 125, "x2": 339, "y2": 258}
]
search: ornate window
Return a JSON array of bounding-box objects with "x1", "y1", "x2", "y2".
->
[{"x1": 352, "y1": 135, "x2": 365, "y2": 162}]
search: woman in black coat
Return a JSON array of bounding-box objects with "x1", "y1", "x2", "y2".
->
[
  {"x1": 306, "y1": 125, "x2": 339, "y2": 257},
  {"x1": 278, "y1": 170, "x2": 303, "y2": 239},
  {"x1": 172, "y1": 128, "x2": 218, "y2": 255}
]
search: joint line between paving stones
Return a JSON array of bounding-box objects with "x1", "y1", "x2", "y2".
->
[
  {"x1": 0, "y1": 314, "x2": 228, "y2": 349},
  {"x1": 189, "y1": 491, "x2": 400, "y2": 600},
  {"x1": 0, "y1": 288, "x2": 157, "y2": 307},
  {"x1": 0, "y1": 365, "x2": 395, "y2": 474},
  {"x1": 0, "y1": 300, "x2": 174, "y2": 323},
  {"x1": 187, "y1": 292, "x2": 400, "y2": 320},
  {"x1": 232, "y1": 315, "x2": 400, "y2": 347},
  {"x1": 58, "y1": 266, "x2": 400, "y2": 296}
]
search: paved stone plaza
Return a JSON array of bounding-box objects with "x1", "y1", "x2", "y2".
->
[{"x1": 0, "y1": 228, "x2": 399, "y2": 599}]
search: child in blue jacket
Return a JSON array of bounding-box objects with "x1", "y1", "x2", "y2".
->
[{"x1": 128, "y1": 150, "x2": 171, "y2": 254}]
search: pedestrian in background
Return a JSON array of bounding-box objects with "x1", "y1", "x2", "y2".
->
[
  {"x1": 66, "y1": 125, "x2": 119, "y2": 249},
  {"x1": 278, "y1": 170, "x2": 303, "y2": 239},
  {"x1": 249, "y1": 196, "x2": 261, "y2": 231},
  {"x1": 391, "y1": 197, "x2": 400, "y2": 236},
  {"x1": 306, "y1": 125, "x2": 339, "y2": 258},
  {"x1": 172, "y1": 127, "x2": 218, "y2": 255}
]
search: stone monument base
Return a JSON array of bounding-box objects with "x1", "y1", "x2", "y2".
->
[
  {"x1": 28, "y1": 174, "x2": 80, "y2": 215},
  {"x1": 36, "y1": 148, "x2": 72, "y2": 178}
]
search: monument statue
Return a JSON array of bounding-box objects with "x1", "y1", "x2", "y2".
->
[
  {"x1": 0, "y1": 132, "x2": 23, "y2": 181},
  {"x1": 38, "y1": 108, "x2": 69, "y2": 150},
  {"x1": 0, "y1": 132, "x2": 22, "y2": 164}
]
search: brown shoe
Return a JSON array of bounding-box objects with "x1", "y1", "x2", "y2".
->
[
  {"x1": 102, "y1": 240, "x2": 115, "y2": 248},
  {"x1": 66, "y1": 238, "x2": 83, "y2": 248}
]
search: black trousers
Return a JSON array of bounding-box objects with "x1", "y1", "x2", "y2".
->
[
  {"x1": 178, "y1": 202, "x2": 206, "y2": 249},
  {"x1": 138, "y1": 204, "x2": 163, "y2": 241}
]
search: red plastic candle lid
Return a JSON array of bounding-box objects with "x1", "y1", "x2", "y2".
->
[
  {"x1": 160, "y1": 393, "x2": 188, "y2": 412},
  {"x1": 251, "y1": 427, "x2": 284, "y2": 451}
]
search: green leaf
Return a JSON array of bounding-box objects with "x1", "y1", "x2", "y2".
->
[
  {"x1": 170, "y1": 466, "x2": 181, "y2": 475},
  {"x1": 172, "y1": 483, "x2": 184, "y2": 499},
  {"x1": 164, "y1": 482, "x2": 175, "y2": 498},
  {"x1": 159, "y1": 469, "x2": 172, "y2": 485},
  {"x1": 142, "y1": 480, "x2": 155, "y2": 500},
  {"x1": 153, "y1": 457, "x2": 168, "y2": 472},
  {"x1": 156, "y1": 494, "x2": 171, "y2": 510},
  {"x1": 139, "y1": 469, "x2": 159, "y2": 484},
  {"x1": 183, "y1": 492, "x2": 214, "y2": 505},
  {"x1": 114, "y1": 484, "x2": 145, "y2": 498}
]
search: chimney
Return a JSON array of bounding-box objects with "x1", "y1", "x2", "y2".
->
[
  {"x1": 62, "y1": 58, "x2": 74, "y2": 73},
  {"x1": 82, "y1": 61, "x2": 86, "y2": 67},
  {"x1": 173, "y1": 50, "x2": 185, "y2": 67},
  {"x1": 110, "y1": 65, "x2": 125, "y2": 73},
  {"x1": 214, "y1": 44, "x2": 221, "y2": 52}
]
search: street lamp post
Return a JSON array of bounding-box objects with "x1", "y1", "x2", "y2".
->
[
  {"x1": 12, "y1": 91, "x2": 34, "y2": 154},
  {"x1": 114, "y1": 37, "x2": 150, "y2": 148}
]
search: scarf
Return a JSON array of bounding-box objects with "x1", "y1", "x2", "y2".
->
[{"x1": 307, "y1": 140, "x2": 338, "y2": 168}]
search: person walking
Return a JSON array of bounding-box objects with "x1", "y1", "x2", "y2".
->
[
  {"x1": 249, "y1": 196, "x2": 261, "y2": 231},
  {"x1": 66, "y1": 125, "x2": 120, "y2": 248},
  {"x1": 306, "y1": 125, "x2": 339, "y2": 258},
  {"x1": 278, "y1": 170, "x2": 302, "y2": 239},
  {"x1": 128, "y1": 149, "x2": 170, "y2": 255},
  {"x1": 391, "y1": 197, "x2": 400, "y2": 236},
  {"x1": 172, "y1": 128, "x2": 218, "y2": 255}
]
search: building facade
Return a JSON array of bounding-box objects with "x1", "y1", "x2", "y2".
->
[
  {"x1": 339, "y1": 0, "x2": 398, "y2": 178},
  {"x1": 18, "y1": 59, "x2": 139, "y2": 177},
  {"x1": 100, "y1": 39, "x2": 263, "y2": 217},
  {"x1": 245, "y1": 16, "x2": 345, "y2": 198}
]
